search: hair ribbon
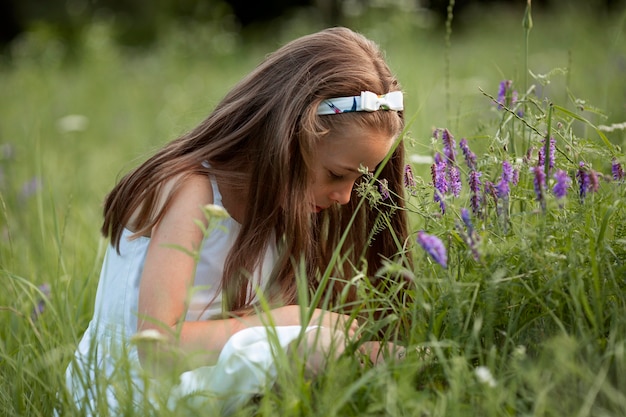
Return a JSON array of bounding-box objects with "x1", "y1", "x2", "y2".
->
[{"x1": 317, "y1": 91, "x2": 403, "y2": 115}]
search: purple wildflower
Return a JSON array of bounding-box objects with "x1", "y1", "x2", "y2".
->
[
  {"x1": 441, "y1": 128, "x2": 457, "y2": 164},
  {"x1": 538, "y1": 138, "x2": 556, "y2": 173},
  {"x1": 404, "y1": 164, "x2": 416, "y2": 188},
  {"x1": 438, "y1": 129, "x2": 462, "y2": 197},
  {"x1": 1, "y1": 143, "x2": 14, "y2": 160},
  {"x1": 497, "y1": 80, "x2": 512, "y2": 108},
  {"x1": 511, "y1": 168, "x2": 519, "y2": 186},
  {"x1": 553, "y1": 170, "x2": 571, "y2": 200},
  {"x1": 449, "y1": 165, "x2": 462, "y2": 197},
  {"x1": 547, "y1": 137, "x2": 556, "y2": 171},
  {"x1": 433, "y1": 128, "x2": 441, "y2": 140},
  {"x1": 497, "y1": 160, "x2": 513, "y2": 198},
  {"x1": 417, "y1": 231, "x2": 447, "y2": 269},
  {"x1": 524, "y1": 147, "x2": 535, "y2": 166},
  {"x1": 576, "y1": 162, "x2": 590, "y2": 200},
  {"x1": 533, "y1": 166, "x2": 546, "y2": 206},
  {"x1": 404, "y1": 164, "x2": 417, "y2": 194},
  {"x1": 459, "y1": 138, "x2": 477, "y2": 171},
  {"x1": 612, "y1": 158, "x2": 624, "y2": 181},
  {"x1": 469, "y1": 170, "x2": 482, "y2": 215},
  {"x1": 589, "y1": 169, "x2": 599, "y2": 193},
  {"x1": 20, "y1": 177, "x2": 43, "y2": 201},
  {"x1": 378, "y1": 179, "x2": 390, "y2": 201},
  {"x1": 432, "y1": 153, "x2": 448, "y2": 213},
  {"x1": 459, "y1": 208, "x2": 480, "y2": 261},
  {"x1": 31, "y1": 283, "x2": 51, "y2": 321},
  {"x1": 484, "y1": 181, "x2": 497, "y2": 204},
  {"x1": 537, "y1": 146, "x2": 545, "y2": 168},
  {"x1": 461, "y1": 208, "x2": 474, "y2": 235}
]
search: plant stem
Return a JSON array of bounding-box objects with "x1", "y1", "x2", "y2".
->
[{"x1": 445, "y1": 0, "x2": 455, "y2": 127}]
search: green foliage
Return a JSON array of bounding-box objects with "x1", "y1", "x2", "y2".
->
[{"x1": 1, "y1": 3, "x2": 626, "y2": 417}]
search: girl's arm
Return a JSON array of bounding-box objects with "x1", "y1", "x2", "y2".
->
[{"x1": 136, "y1": 175, "x2": 358, "y2": 374}]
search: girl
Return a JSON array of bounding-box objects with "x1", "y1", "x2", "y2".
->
[{"x1": 65, "y1": 27, "x2": 410, "y2": 415}]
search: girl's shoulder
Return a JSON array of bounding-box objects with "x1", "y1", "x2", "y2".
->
[{"x1": 128, "y1": 173, "x2": 214, "y2": 235}]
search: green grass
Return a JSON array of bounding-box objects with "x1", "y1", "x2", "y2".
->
[{"x1": 1, "y1": 3, "x2": 626, "y2": 416}]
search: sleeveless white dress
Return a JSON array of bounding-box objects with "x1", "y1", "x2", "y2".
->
[{"x1": 65, "y1": 177, "x2": 313, "y2": 415}]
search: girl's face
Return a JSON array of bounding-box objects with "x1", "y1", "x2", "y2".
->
[{"x1": 309, "y1": 126, "x2": 395, "y2": 212}]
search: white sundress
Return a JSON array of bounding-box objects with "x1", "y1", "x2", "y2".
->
[{"x1": 64, "y1": 177, "x2": 315, "y2": 415}]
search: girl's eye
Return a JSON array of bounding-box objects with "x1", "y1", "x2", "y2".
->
[{"x1": 329, "y1": 171, "x2": 344, "y2": 180}]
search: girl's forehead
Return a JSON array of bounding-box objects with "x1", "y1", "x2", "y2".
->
[{"x1": 318, "y1": 129, "x2": 395, "y2": 169}]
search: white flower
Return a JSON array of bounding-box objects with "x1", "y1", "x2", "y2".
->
[
  {"x1": 131, "y1": 329, "x2": 167, "y2": 343},
  {"x1": 203, "y1": 204, "x2": 229, "y2": 219},
  {"x1": 57, "y1": 114, "x2": 89, "y2": 132},
  {"x1": 474, "y1": 366, "x2": 497, "y2": 387},
  {"x1": 409, "y1": 154, "x2": 434, "y2": 164}
]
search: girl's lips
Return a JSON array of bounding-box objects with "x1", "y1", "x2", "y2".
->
[{"x1": 314, "y1": 205, "x2": 326, "y2": 212}]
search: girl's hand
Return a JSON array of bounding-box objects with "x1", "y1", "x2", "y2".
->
[
  {"x1": 359, "y1": 341, "x2": 406, "y2": 365},
  {"x1": 308, "y1": 308, "x2": 360, "y2": 339}
]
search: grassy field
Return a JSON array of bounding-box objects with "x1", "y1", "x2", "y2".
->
[{"x1": 1, "y1": 2, "x2": 626, "y2": 416}]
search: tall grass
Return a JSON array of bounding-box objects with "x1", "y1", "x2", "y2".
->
[{"x1": 1, "y1": 3, "x2": 626, "y2": 416}]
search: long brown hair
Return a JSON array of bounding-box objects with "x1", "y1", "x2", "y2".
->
[{"x1": 102, "y1": 27, "x2": 410, "y2": 313}]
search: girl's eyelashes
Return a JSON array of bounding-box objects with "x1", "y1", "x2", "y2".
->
[{"x1": 329, "y1": 170, "x2": 344, "y2": 180}]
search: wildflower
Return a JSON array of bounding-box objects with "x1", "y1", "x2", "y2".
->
[
  {"x1": 203, "y1": 204, "x2": 229, "y2": 219},
  {"x1": 538, "y1": 137, "x2": 556, "y2": 173},
  {"x1": 484, "y1": 181, "x2": 497, "y2": 204},
  {"x1": 497, "y1": 160, "x2": 513, "y2": 198},
  {"x1": 432, "y1": 153, "x2": 448, "y2": 193},
  {"x1": 19, "y1": 177, "x2": 43, "y2": 201},
  {"x1": 576, "y1": 162, "x2": 590, "y2": 200},
  {"x1": 598, "y1": 122, "x2": 626, "y2": 132},
  {"x1": 416, "y1": 231, "x2": 447, "y2": 268},
  {"x1": 533, "y1": 166, "x2": 546, "y2": 207},
  {"x1": 468, "y1": 170, "x2": 482, "y2": 215},
  {"x1": 31, "y1": 283, "x2": 51, "y2": 321},
  {"x1": 523, "y1": 146, "x2": 534, "y2": 166},
  {"x1": 1, "y1": 143, "x2": 14, "y2": 160},
  {"x1": 459, "y1": 138, "x2": 477, "y2": 170},
  {"x1": 449, "y1": 165, "x2": 462, "y2": 197},
  {"x1": 457, "y1": 208, "x2": 480, "y2": 261},
  {"x1": 131, "y1": 329, "x2": 168, "y2": 344},
  {"x1": 611, "y1": 158, "x2": 623, "y2": 180},
  {"x1": 378, "y1": 178, "x2": 390, "y2": 201},
  {"x1": 409, "y1": 154, "x2": 434, "y2": 164},
  {"x1": 441, "y1": 128, "x2": 457, "y2": 164},
  {"x1": 511, "y1": 168, "x2": 519, "y2": 186},
  {"x1": 552, "y1": 170, "x2": 571, "y2": 199},
  {"x1": 461, "y1": 208, "x2": 474, "y2": 235},
  {"x1": 497, "y1": 80, "x2": 512, "y2": 108},
  {"x1": 57, "y1": 114, "x2": 89, "y2": 133},
  {"x1": 431, "y1": 153, "x2": 448, "y2": 214},
  {"x1": 475, "y1": 366, "x2": 497, "y2": 387},
  {"x1": 547, "y1": 137, "x2": 556, "y2": 171},
  {"x1": 588, "y1": 169, "x2": 599, "y2": 193},
  {"x1": 438, "y1": 129, "x2": 462, "y2": 197},
  {"x1": 404, "y1": 164, "x2": 417, "y2": 193}
]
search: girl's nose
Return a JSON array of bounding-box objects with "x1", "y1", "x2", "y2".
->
[{"x1": 329, "y1": 182, "x2": 354, "y2": 205}]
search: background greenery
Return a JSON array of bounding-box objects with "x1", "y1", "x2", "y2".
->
[{"x1": 1, "y1": 1, "x2": 626, "y2": 416}]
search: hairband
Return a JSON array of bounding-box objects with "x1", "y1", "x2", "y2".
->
[{"x1": 317, "y1": 91, "x2": 403, "y2": 115}]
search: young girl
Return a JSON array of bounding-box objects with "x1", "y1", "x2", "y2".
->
[{"x1": 65, "y1": 27, "x2": 410, "y2": 415}]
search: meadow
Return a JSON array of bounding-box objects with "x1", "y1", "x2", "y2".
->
[{"x1": 1, "y1": 2, "x2": 626, "y2": 415}]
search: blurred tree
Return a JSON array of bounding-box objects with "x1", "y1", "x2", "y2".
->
[
  {"x1": 1, "y1": 0, "x2": 624, "y2": 50},
  {"x1": 0, "y1": 0, "x2": 22, "y2": 46},
  {"x1": 224, "y1": 0, "x2": 311, "y2": 26}
]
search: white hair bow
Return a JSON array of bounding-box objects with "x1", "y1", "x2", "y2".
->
[{"x1": 317, "y1": 91, "x2": 404, "y2": 115}]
